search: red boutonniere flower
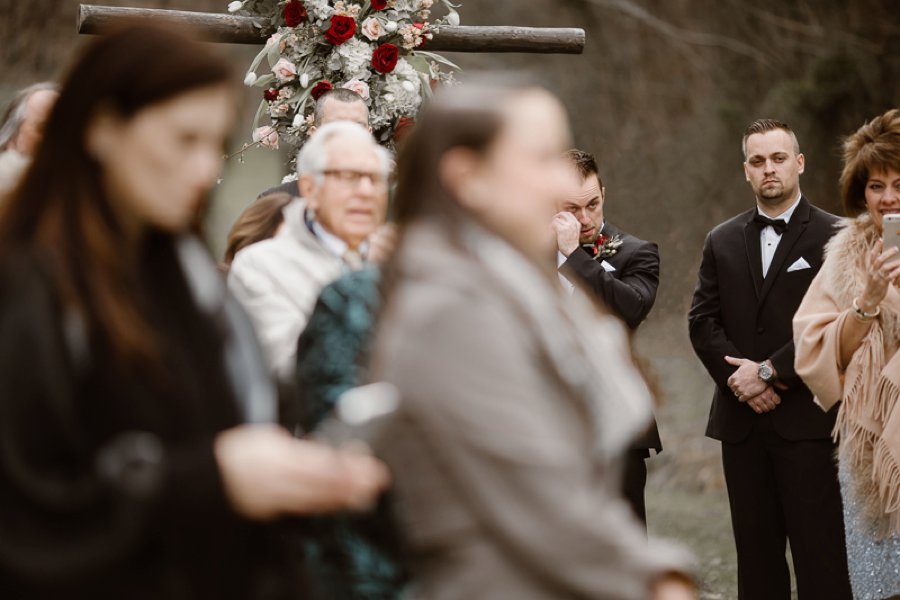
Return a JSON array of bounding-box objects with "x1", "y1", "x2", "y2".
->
[
  {"x1": 589, "y1": 233, "x2": 624, "y2": 259},
  {"x1": 371, "y1": 0, "x2": 388, "y2": 9},
  {"x1": 324, "y1": 15, "x2": 357, "y2": 45},
  {"x1": 372, "y1": 43, "x2": 400, "y2": 74},
  {"x1": 284, "y1": 1, "x2": 307, "y2": 27},
  {"x1": 311, "y1": 80, "x2": 334, "y2": 101}
]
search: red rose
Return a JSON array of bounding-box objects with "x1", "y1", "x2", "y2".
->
[
  {"x1": 311, "y1": 81, "x2": 334, "y2": 101},
  {"x1": 371, "y1": 43, "x2": 399, "y2": 74},
  {"x1": 324, "y1": 15, "x2": 357, "y2": 45},
  {"x1": 371, "y1": 0, "x2": 387, "y2": 9},
  {"x1": 264, "y1": 88, "x2": 279, "y2": 102},
  {"x1": 284, "y1": 1, "x2": 307, "y2": 27}
]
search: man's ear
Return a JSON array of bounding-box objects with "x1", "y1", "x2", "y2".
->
[
  {"x1": 299, "y1": 175, "x2": 317, "y2": 208},
  {"x1": 797, "y1": 153, "x2": 805, "y2": 175},
  {"x1": 743, "y1": 162, "x2": 751, "y2": 182}
]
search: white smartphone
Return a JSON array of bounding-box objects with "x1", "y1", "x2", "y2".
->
[
  {"x1": 884, "y1": 214, "x2": 900, "y2": 253},
  {"x1": 311, "y1": 382, "x2": 400, "y2": 448}
]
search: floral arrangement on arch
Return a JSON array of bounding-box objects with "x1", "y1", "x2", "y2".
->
[{"x1": 229, "y1": 0, "x2": 461, "y2": 153}]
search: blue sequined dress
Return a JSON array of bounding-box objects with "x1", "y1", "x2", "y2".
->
[{"x1": 838, "y1": 457, "x2": 900, "y2": 599}]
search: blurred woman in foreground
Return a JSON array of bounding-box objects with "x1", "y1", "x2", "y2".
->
[
  {"x1": 369, "y1": 79, "x2": 693, "y2": 599},
  {"x1": 0, "y1": 25, "x2": 387, "y2": 598}
]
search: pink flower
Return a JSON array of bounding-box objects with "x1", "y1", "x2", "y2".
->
[
  {"x1": 341, "y1": 78, "x2": 370, "y2": 100},
  {"x1": 272, "y1": 57, "x2": 297, "y2": 82},
  {"x1": 360, "y1": 17, "x2": 384, "y2": 41},
  {"x1": 252, "y1": 125, "x2": 279, "y2": 149}
]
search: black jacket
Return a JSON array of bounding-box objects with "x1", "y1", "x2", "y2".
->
[
  {"x1": 688, "y1": 197, "x2": 840, "y2": 443},
  {"x1": 0, "y1": 235, "x2": 301, "y2": 598},
  {"x1": 559, "y1": 222, "x2": 662, "y2": 452}
]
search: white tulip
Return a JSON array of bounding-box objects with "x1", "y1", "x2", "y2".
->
[
  {"x1": 300, "y1": 73, "x2": 310, "y2": 88},
  {"x1": 447, "y1": 11, "x2": 460, "y2": 26},
  {"x1": 227, "y1": 1, "x2": 243, "y2": 13},
  {"x1": 402, "y1": 80, "x2": 416, "y2": 92},
  {"x1": 292, "y1": 113, "x2": 303, "y2": 128},
  {"x1": 243, "y1": 72, "x2": 257, "y2": 86},
  {"x1": 385, "y1": 21, "x2": 398, "y2": 33}
]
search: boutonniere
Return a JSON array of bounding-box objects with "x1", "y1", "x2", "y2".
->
[{"x1": 589, "y1": 233, "x2": 624, "y2": 259}]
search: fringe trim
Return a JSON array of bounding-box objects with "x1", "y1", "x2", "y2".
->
[{"x1": 838, "y1": 325, "x2": 900, "y2": 536}]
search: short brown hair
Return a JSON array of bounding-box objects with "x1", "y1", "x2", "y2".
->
[
  {"x1": 563, "y1": 148, "x2": 604, "y2": 189},
  {"x1": 840, "y1": 109, "x2": 900, "y2": 217},
  {"x1": 742, "y1": 118, "x2": 800, "y2": 158}
]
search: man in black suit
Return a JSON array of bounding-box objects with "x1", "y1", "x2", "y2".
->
[
  {"x1": 688, "y1": 119, "x2": 851, "y2": 599},
  {"x1": 553, "y1": 149, "x2": 662, "y2": 525}
]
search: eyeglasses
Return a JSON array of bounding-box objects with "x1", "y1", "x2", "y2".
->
[{"x1": 320, "y1": 169, "x2": 388, "y2": 190}]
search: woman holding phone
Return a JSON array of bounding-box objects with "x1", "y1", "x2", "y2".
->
[{"x1": 794, "y1": 108, "x2": 900, "y2": 600}]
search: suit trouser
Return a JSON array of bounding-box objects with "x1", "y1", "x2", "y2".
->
[
  {"x1": 622, "y1": 449, "x2": 649, "y2": 526},
  {"x1": 721, "y1": 414, "x2": 852, "y2": 600}
]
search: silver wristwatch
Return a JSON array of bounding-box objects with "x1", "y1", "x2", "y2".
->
[{"x1": 758, "y1": 361, "x2": 775, "y2": 384}]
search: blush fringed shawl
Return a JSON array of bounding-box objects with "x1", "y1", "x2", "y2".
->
[{"x1": 794, "y1": 213, "x2": 900, "y2": 535}]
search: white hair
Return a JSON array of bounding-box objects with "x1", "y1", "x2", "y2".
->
[
  {"x1": 0, "y1": 82, "x2": 58, "y2": 151},
  {"x1": 295, "y1": 121, "x2": 392, "y2": 183}
]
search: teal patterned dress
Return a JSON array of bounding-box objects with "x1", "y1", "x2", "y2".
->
[{"x1": 294, "y1": 266, "x2": 408, "y2": 600}]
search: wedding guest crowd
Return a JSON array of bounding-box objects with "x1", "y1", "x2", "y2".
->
[{"x1": 3, "y1": 19, "x2": 900, "y2": 600}]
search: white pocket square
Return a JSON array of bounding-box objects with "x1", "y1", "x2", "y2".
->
[
  {"x1": 600, "y1": 260, "x2": 616, "y2": 272},
  {"x1": 787, "y1": 257, "x2": 811, "y2": 272}
]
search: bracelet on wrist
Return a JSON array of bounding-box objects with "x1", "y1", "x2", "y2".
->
[{"x1": 852, "y1": 297, "x2": 880, "y2": 321}]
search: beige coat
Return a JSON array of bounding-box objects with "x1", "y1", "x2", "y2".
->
[
  {"x1": 794, "y1": 213, "x2": 900, "y2": 533},
  {"x1": 371, "y1": 221, "x2": 688, "y2": 600},
  {"x1": 227, "y1": 199, "x2": 342, "y2": 378}
]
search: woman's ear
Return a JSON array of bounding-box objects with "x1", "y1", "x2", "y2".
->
[
  {"x1": 85, "y1": 108, "x2": 121, "y2": 164},
  {"x1": 439, "y1": 147, "x2": 482, "y2": 210}
]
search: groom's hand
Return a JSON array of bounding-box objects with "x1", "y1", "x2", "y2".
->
[
  {"x1": 724, "y1": 356, "x2": 768, "y2": 401},
  {"x1": 745, "y1": 387, "x2": 781, "y2": 414},
  {"x1": 551, "y1": 212, "x2": 581, "y2": 256}
]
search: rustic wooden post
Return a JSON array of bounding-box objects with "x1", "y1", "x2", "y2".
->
[{"x1": 76, "y1": 4, "x2": 586, "y2": 54}]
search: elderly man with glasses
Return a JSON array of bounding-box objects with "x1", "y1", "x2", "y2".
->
[{"x1": 229, "y1": 121, "x2": 393, "y2": 379}]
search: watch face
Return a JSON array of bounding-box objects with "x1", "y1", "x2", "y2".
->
[{"x1": 759, "y1": 364, "x2": 773, "y2": 381}]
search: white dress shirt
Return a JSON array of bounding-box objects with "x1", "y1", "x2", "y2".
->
[
  {"x1": 758, "y1": 194, "x2": 801, "y2": 278},
  {"x1": 557, "y1": 221, "x2": 606, "y2": 292}
]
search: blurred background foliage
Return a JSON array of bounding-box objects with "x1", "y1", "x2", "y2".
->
[{"x1": 2, "y1": 1, "x2": 898, "y2": 596}]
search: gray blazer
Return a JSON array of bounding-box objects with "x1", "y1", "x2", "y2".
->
[{"x1": 371, "y1": 222, "x2": 688, "y2": 600}]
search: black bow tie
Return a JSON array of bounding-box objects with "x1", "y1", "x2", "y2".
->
[{"x1": 753, "y1": 213, "x2": 789, "y2": 235}]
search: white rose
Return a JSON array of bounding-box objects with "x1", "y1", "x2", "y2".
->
[
  {"x1": 243, "y1": 72, "x2": 257, "y2": 86},
  {"x1": 272, "y1": 58, "x2": 297, "y2": 82},
  {"x1": 227, "y1": 1, "x2": 243, "y2": 13},
  {"x1": 252, "y1": 125, "x2": 280, "y2": 149},
  {"x1": 360, "y1": 17, "x2": 384, "y2": 41},
  {"x1": 342, "y1": 78, "x2": 371, "y2": 100}
]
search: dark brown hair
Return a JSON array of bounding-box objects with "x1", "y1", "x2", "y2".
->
[
  {"x1": 840, "y1": 109, "x2": 900, "y2": 217},
  {"x1": 563, "y1": 148, "x2": 604, "y2": 189},
  {"x1": 0, "y1": 25, "x2": 233, "y2": 369},
  {"x1": 742, "y1": 118, "x2": 800, "y2": 158},
  {"x1": 223, "y1": 193, "x2": 293, "y2": 267}
]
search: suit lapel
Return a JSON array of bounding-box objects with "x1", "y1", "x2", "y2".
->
[
  {"x1": 758, "y1": 197, "x2": 811, "y2": 306},
  {"x1": 743, "y1": 214, "x2": 764, "y2": 298}
]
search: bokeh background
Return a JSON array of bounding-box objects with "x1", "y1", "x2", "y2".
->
[{"x1": 3, "y1": 1, "x2": 899, "y2": 597}]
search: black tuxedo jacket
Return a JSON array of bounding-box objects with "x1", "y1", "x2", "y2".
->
[
  {"x1": 559, "y1": 222, "x2": 662, "y2": 452},
  {"x1": 688, "y1": 197, "x2": 840, "y2": 443}
]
